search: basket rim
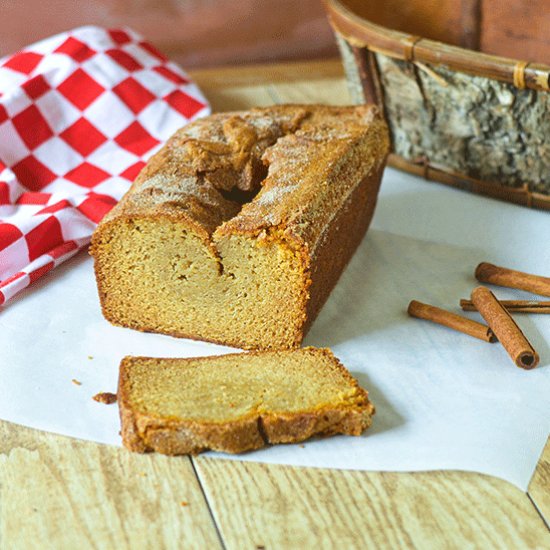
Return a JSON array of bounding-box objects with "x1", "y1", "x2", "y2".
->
[{"x1": 324, "y1": 0, "x2": 550, "y2": 91}]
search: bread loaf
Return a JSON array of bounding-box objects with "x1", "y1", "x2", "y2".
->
[
  {"x1": 118, "y1": 347, "x2": 375, "y2": 455},
  {"x1": 90, "y1": 105, "x2": 389, "y2": 349}
]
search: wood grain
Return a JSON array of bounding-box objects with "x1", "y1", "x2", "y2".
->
[
  {"x1": 195, "y1": 85, "x2": 276, "y2": 114},
  {"x1": 0, "y1": 421, "x2": 221, "y2": 550},
  {"x1": 529, "y1": 437, "x2": 550, "y2": 527},
  {"x1": 0, "y1": 0, "x2": 337, "y2": 69},
  {"x1": 189, "y1": 59, "x2": 345, "y2": 88},
  {"x1": 327, "y1": 0, "x2": 550, "y2": 92},
  {"x1": 189, "y1": 59, "x2": 348, "y2": 111},
  {"x1": 481, "y1": 0, "x2": 550, "y2": 63},
  {"x1": 340, "y1": 0, "x2": 465, "y2": 47},
  {"x1": 271, "y1": 77, "x2": 350, "y2": 106},
  {"x1": 193, "y1": 458, "x2": 549, "y2": 549},
  {"x1": 1, "y1": 60, "x2": 549, "y2": 549},
  {"x1": 338, "y1": 0, "x2": 550, "y2": 64}
]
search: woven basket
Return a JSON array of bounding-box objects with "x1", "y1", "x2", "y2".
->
[{"x1": 324, "y1": 0, "x2": 550, "y2": 210}]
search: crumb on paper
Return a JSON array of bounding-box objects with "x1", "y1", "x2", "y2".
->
[
  {"x1": 180, "y1": 501, "x2": 189, "y2": 507},
  {"x1": 71, "y1": 379, "x2": 82, "y2": 386},
  {"x1": 92, "y1": 391, "x2": 117, "y2": 404},
  {"x1": 87, "y1": 355, "x2": 94, "y2": 360}
]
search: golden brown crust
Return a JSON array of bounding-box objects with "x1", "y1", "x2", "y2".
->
[
  {"x1": 216, "y1": 105, "x2": 388, "y2": 247},
  {"x1": 118, "y1": 348, "x2": 375, "y2": 455},
  {"x1": 90, "y1": 104, "x2": 389, "y2": 350},
  {"x1": 92, "y1": 104, "x2": 387, "y2": 248},
  {"x1": 302, "y1": 160, "x2": 385, "y2": 334},
  {"x1": 93, "y1": 106, "x2": 309, "y2": 238}
]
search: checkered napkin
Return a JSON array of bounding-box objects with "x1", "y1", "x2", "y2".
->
[{"x1": 0, "y1": 26, "x2": 210, "y2": 305}]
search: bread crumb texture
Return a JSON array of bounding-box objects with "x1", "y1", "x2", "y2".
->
[
  {"x1": 91, "y1": 105, "x2": 389, "y2": 350},
  {"x1": 92, "y1": 392, "x2": 117, "y2": 404},
  {"x1": 118, "y1": 347, "x2": 375, "y2": 455}
]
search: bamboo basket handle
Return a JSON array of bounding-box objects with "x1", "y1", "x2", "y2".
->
[{"x1": 513, "y1": 61, "x2": 529, "y2": 89}]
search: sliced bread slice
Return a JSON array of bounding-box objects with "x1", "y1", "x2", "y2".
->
[{"x1": 118, "y1": 347, "x2": 375, "y2": 455}]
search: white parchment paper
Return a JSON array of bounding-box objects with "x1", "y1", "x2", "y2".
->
[{"x1": 1, "y1": 168, "x2": 549, "y2": 490}]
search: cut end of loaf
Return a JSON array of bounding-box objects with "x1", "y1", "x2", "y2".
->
[
  {"x1": 117, "y1": 347, "x2": 375, "y2": 455},
  {"x1": 92, "y1": 217, "x2": 310, "y2": 350}
]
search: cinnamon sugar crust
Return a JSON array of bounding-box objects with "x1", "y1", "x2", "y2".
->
[{"x1": 90, "y1": 104, "x2": 389, "y2": 350}]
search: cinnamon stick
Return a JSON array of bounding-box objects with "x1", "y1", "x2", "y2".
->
[
  {"x1": 407, "y1": 300, "x2": 496, "y2": 342},
  {"x1": 475, "y1": 262, "x2": 550, "y2": 297},
  {"x1": 470, "y1": 287, "x2": 539, "y2": 369},
  {"x1": 460, "y1": 299, "x2": 550, "y2": 313}
]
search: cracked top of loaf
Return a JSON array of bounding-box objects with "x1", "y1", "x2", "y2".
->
[{"x1": 97, "y1": 104, "x2": 389, "y2": 250}]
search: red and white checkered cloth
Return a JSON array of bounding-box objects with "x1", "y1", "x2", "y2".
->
[{"x1": 0, "y1": 26, "x2": 210, "y2": 305}]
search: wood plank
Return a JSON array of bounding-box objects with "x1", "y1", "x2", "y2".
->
[
  {"x1": 271, "y1": 78, "x2": 350, "y2": 105},
  {"x1": 0, "y1": 0, "x2": 337, "y2": 70},
  {"x1": 341, "y1": 0, "x2": 466, "y2": 48},
  {"x1": 197, "y1": 85, "x2": 277, "y2": 113},
  {"x1": 199, "y1": 78, "x2": 350, "y2": 112},
  {"x1": 529, "y1": 436, "x2": 550, "y2": 526},
  {"x1": 190, "y1": 59, "x2": 348, "y2": 112},
  {"x1": 189, "y1": 59, "x2": 344, "y2": 88},
  {"x1": 480, "y1": 0, "x2": 550, "y2": 63},
  {"x1": 0, "y1": 420, "x2": 222, "y2": 550},
  {"x1": 193, "y1": 458, "x2": 549, "y2": 549}
]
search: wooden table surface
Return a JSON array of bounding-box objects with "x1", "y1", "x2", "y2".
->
[{"x1": 1, "y1": 59, "x2": 549, "y2": 549}]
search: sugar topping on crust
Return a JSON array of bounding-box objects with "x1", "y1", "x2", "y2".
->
[
  {"x1": 99, "y1": 104, "x2": 388, "y2": 246},
  {"x1": 217, "y1": 105, "x2": 388, "y2": 249}
]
